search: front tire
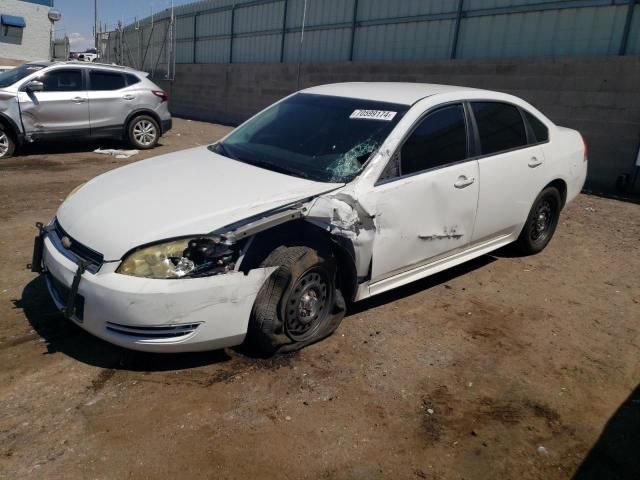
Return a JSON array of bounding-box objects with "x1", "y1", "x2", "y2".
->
[
  {"x1": 127, "y1": 115, "x2": 159, "y2": 149},
  {"x1": 515, "y1": 186, "x2": 562, "y2": 255},
  {"x1": 0, "y1": 128, "x2": 15, "y2": 159},
  {"x1": 248, "y1": 246, "x2": 346, "y2": 356}
]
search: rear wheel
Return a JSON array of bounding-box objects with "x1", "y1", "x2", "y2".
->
[
  {"x1": 127, "y1": 115, "x2": 159, "y2": 149},
  {"x1": 0, "y1": 128, "x2": 15, "y2": 159},
  {"x1": 515, "y1": 186, "x2": 561, "y2": 254},
  {"x1": 248, "y1": 246, "x2": 346, "y2": 356}
]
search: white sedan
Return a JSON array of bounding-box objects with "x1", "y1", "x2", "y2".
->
[{"x1": 33, "y1": 83, "x2": 587, "y2": 355}]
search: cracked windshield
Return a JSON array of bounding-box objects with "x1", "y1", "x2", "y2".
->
[{"x1": 211, "y1": 93, "x2": 408, "y2": 183}]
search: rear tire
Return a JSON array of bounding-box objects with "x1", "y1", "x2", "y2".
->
[
  {"x1": 515, "y1": 186, "x2": 562, "y2": 255},
  {"x1": 248, "y1": 246, "x2": 346, "y2": 356},
  {"x1": 127, "y1": 115, "x2": 159, "y2": 149},
  {"x1": 0, "y1": 128, "x2": 15, "y2": 159}
]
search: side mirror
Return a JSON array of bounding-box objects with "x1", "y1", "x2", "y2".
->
[{"x1": 25, "y1": 80, "x2": 44, "y2": 92}]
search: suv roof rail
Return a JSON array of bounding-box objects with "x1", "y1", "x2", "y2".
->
[{"x1": 61, "y1": 60, "x2": 138, "y2": 71}]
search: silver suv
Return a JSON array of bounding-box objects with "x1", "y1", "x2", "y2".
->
[{"x1": 0, "y1": 62, "x2": 172, "y2": 159}]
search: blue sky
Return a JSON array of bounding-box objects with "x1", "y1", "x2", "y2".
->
[{"x1": 54, "y1": 0, "x2": 196, "y2": 51}]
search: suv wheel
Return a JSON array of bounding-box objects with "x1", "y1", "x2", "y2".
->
[
  {"x1": 0, "y1": 128, "x2": 15, "y2": 159},
  {"x1": 128, "y1": 115, "x2": 159, "y2": 149}
]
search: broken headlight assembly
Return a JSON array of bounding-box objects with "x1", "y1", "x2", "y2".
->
[{"x1": 116, "y1": 236, "x2": 239, "y2": 279}]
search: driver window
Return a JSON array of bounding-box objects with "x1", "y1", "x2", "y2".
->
[
  {"x1": 40, "y1": 69, "x2": 83, "y2": 92},
  {"x1": 400, "y1": 104, "x2": 467, "y2": 176}
]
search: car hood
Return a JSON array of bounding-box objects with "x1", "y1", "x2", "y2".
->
[{"x1": 57, "y1": 146, "x2": 343, "y2": 261}]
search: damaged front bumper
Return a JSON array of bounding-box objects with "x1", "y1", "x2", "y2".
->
[{"x1": 35, "y1": 226, "x2": 275, "y2": 353}]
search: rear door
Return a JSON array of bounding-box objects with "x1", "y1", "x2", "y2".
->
[
  {"x1": 469, "y1": 101, "x2": 549, "y2": 244},
  {"x1": 17, "y1": 67, "x2": 89, "y2": 137},
  {"x1": 86, "y1": 69, "x2": 132, "y2": 136}
]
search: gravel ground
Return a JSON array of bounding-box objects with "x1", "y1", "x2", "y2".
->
[{"x1": 1, "y1": 118, "x2": 639, "y2": 479}]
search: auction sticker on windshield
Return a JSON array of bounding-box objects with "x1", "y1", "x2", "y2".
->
[{"x1": 350, "y1": 109, "x2": 397, "y2": 121}]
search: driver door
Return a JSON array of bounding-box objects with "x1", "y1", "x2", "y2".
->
[
  {"x1": 366, "y1": 103, "x2": 479, "y2": 286},
  {"x1": 18, "y1": 68, "x2": 89, "y2": 137}
]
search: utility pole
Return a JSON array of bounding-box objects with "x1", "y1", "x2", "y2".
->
[{"x1": 94, "y1": 0, "x2": 99, "y2": 51}]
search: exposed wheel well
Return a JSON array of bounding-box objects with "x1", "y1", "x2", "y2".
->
[
  {"x1": 0, "y1": 115, "x2": 19, "y2": 143},
  {"x1": 545, "y1": 179, "x2": 567, "y2": 208},
  {"x1": 239, "y1": 220, "x2": 358, "y2": 303}
]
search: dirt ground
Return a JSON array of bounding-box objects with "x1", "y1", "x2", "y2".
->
[{"x1": 1, "y1": 118, "x2": 639, "y2": 480}]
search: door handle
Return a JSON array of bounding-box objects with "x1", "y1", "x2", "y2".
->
[
  {"x1": 71, "y1": 96, "x2": 86, "y2": 103},
  {"x1": 122, "y1": 94, "x2": 135, "y2": 100},
  {"x1": 454, "y1": 176, "x2": 475, "y2": 189},
  {"x1": 528, "y1": 156, "x2": 543, "y2": 168}
]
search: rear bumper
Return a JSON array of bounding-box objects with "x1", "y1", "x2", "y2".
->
[{"x1": 161, "y1": 118, "x2": 172, "y2": 135}]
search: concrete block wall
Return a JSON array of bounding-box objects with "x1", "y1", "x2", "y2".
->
[
  {"x1": 158, "y1": 56, "x2": 640, "y2": 196},
  {"x1": 0, "y1": 0, "x2": 52, "y2": 62}
]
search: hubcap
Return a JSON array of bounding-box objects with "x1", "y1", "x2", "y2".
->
[
  {"x1": 133, "y1": 120, "x2": 156, "y2": 146},
  {"x1": 285, "y1": 269, "x2": 330, "y2": 341},
  {"x1": 0, "y1": 132, "x2": 8, "y2": 156},
  {"x1": 530, "y1": 198, "x2": 555, "y2": 242}
]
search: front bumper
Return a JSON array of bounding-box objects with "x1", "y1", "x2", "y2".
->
[{"x1": 38, "y1": 230, "x2": 274, "y2": 353}]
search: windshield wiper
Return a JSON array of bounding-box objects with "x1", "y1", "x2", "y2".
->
[
  {"x1": 210, "y1": 143, "x2": 312, "y2": 180},
  {"x1": 244, "y1": 158, "x2": 311, "y2": 180},
  {"x1": 209, "y1": 142, "x2": 238, "y2": 160}
]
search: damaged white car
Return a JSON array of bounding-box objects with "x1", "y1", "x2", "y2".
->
[{"x1": 32, "y1": 83, "x2": 588, "y2": 354}]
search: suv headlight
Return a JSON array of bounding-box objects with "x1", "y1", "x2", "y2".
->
[{"x1": 117, "y1": 236, "x2": 237, "y2": 279}]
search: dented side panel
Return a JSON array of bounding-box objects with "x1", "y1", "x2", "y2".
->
[
  {"x1": 305, "y1": 190, "x2": 376, "y2": 278},
  {"x1": 364, "y1": 161, "x2": 480, "y2": 282}
]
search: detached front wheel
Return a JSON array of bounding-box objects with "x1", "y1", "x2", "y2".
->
[
  {"x1": 248, "y1": 246, "x2": 346, "y2": 356},
  {"x1": 128, "y1": 115, "x2": 159, "y2": 149}
]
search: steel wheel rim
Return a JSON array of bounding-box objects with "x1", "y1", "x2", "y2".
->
[
  {"x1": 0, "y1": 132, "x2": 8, "y2": 156},
  {"x1": 530, "y1": 197, "x2": 556, "y2": 243},
  {"x1": 133, "y1": 120, "x2": 156, "y2": 146},
  {"x1": 284, "y1": 268, "x2": 330, "y2": 341}
]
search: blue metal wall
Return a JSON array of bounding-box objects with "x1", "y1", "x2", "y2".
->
[{"x1": 115, "y1": 0, "x2": 640, "y2": 65}]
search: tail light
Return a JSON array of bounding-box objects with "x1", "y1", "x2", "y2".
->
[
  {"x1": 580, "y1": 133, "x2": 588, "y2": 162},
  {"x1": 152, "y1": 90, "x2": 168, "y2": 102}
]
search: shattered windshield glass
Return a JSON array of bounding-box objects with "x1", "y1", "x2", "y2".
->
[
  {"x1": 210, "y1": 93, "x2": 408, "y2": 183},
  {"x1": 0, "y1": 64, "x2": 45, "y2": 88}
]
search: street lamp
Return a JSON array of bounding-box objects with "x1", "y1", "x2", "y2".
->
[{"x1": 48, "y1": 8, "x2": 62, "y2": 61}]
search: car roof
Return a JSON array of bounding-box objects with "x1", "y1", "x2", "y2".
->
[
  {"x1": 27, "y1": 61, "x2": 141, "y2": 74},
  {"x1": 301, "y1": 82, "x2": 485, "y2": 106}
]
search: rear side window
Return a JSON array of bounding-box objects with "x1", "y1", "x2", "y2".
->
[
  {"x1": 125, "y1": 73, "x2": 140, "y2": 86},
  {"x1": 40, "y1": 69, "x2": 82, "y2": 92},
  {"x1": 524, "y1": 111, "x2": 549, "y2": 143},
  {"x1": 89, "y1": 71, "x2": 125, "y2": 90},
  {"x1": 471, "y1": 102, "x2": 527, "y2": 155},
  {"x1": 400, "y1": 104, "x2": 467, "y2": 176}
]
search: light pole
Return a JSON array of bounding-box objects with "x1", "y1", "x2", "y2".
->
[
  {"x1": 48, "y1": 8, "x2": 62, "y2": 61},
  {"x1": 94, "y1": 0, "x2": 99, "y2": 52}
]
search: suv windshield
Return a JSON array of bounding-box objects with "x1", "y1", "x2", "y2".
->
[
  {"x1": 0, "y1": 64, "x2": 46, "y2": 88},
  {"x1": 210, "y1": 93, "x2": 408, "y2": 183}
]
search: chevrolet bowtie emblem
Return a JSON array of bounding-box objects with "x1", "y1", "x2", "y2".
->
[{"x1": 61, "y1": 236, "x2": 72, "y2": 249}]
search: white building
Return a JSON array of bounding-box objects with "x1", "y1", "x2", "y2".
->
[{"x1": 0, "y1": 0, "x2": 53, "y2": 63}]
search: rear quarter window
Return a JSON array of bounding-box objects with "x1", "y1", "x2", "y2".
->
[
  {"x1": 125, "y1": 73, "x2": 141, "y2": 86},
  {"x1": 524, "y1": 111, "x2": 549, "y2": 143}
]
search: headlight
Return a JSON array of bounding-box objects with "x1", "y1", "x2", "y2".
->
[{"x1": 117, "y1": 236, "x2": 237, "y2": 279}]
